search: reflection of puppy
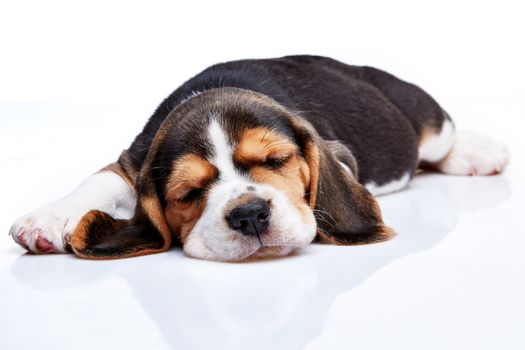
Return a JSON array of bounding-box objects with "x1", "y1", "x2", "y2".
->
[
  {"x1": 9, "y1": 55, "x2": 510, "y2": 261},
  {"x1": 7, "y1": 174, "x2": 511, "y2": 350}
]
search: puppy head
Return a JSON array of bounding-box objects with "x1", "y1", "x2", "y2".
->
[
  {"x1": 71, "y1": 88, "x2": 392, "y2": 261},
  {"x1": 157, "y1": 89, "x2": 317, "y2": 261}
]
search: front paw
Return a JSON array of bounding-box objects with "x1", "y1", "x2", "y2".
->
[{"x1": 9, "y1": 207, "x2": 82, "y2": 254}]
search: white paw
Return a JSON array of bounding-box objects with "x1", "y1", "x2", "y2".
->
[
  {"x1": 437, "y1": 131, "x2": 510, "y2": 176},
  {"x1": 8, "y1": 171, "x2": 137, "y2": 254},
  {"x1": 9, "y1": 205, "x2": 85, "y2": 254}
]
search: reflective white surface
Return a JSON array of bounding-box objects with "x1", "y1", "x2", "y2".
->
[{"x1": 1, "y1": 102, "x2": 524, "y2": 350}]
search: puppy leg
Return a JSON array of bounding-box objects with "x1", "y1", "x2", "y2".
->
[
  {"x1": 419, "y1": 119, "x2": 510, "y2": 175},
  {"x1": 9, "y1": 164, "x2": 136, "y2": 254}
]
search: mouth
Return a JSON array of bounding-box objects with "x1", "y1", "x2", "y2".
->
[
  {"x1": 249, "y1": 245, "x2": 297, "y2": 260},
  {"x1": 198, "y1": 233, "x2": 298, "y2": 262},
  {"x1": 240, "y1": 231, "x2": 302, "y2": 261}
]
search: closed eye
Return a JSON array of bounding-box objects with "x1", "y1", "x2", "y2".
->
[
  {"x1": 179, "y1": 187, "x2": 205, "y2": 203},
  {"x1": 263, "y1": 155, "x2": 291, "y2": 170}
]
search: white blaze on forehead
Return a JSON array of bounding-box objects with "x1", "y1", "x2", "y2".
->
[{"x1": 208, "y1": 119, "x2": 240, "y2": 181}]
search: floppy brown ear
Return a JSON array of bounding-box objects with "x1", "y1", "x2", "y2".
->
[
  {"x1": 293, "y1": 118, "x2": 394, "y2": 245},
  {"x1": 70, "y1": 172, "x2": 172, "y2": 259}
]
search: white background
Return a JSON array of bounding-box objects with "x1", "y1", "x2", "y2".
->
[
  {"x1": 1, "y1": 0, "x2": 523, "y2": 105},
  {"x1": 1, "y1": 1, "x2": 524, "y2": 349}
]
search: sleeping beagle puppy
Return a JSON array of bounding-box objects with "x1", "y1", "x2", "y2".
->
[{"x1": 9, "y1": 55, "x2": 510, "y2": 261}]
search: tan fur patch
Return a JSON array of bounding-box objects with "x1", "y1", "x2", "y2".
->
[
  {"x1": 117, "y1": 151, "x2": 140, "y2": 186},
  {"x1": 165, "y1": 154, "x2": 217, "y2": 241},
  {"x1": 166, "y1": 154, "x2": 218, "y2": 201},
  {"x1": 303, "y1": 139, "x2": 320, "y2": 208},
  {"x1": 101, "y1": 162, "x2": 135, "y2": 188},
  {"x1": 279, "y1": 115, "x2": 321, "y2": 209},
  {"x1": 234, "y1": 127, "x2": 313, "y2": 223},
  {"x1": 70, "y1": 211, "x2": 99, "y2": 251},
  {"x1": 140, "y1": 195, "x2": 172, "y2": 249},
  {"x1": 418, "y1": 124, "x2": 441, "y2": 148},
  {"x1": 235, "y1": 127, "x2": 298, "y2": 165},
  {"x1": 71, "y1": 209, "x2": 170, "y2": 260},
  {"x1": 165, "y1": 198, "x2": 208, "y2": 243}
]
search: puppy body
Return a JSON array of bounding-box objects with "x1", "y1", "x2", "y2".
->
[
  {"x1": 128, "y1": 55, "x2": 444, "y2": 188},
  {"x1": 9, "y1": 56, "x2": 510, "y2": 261}
]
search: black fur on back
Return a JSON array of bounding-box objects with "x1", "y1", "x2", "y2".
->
[{"x1": 127, "y1": 55, "x2": 448, "y2": 186}]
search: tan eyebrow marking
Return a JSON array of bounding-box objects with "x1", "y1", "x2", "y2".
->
[
  {"x1": 234, "y1": 127, "x2": 298, "y2": 165},
  {"x1": 166, "y1": 153, "x2": 217, "y2": 201}
]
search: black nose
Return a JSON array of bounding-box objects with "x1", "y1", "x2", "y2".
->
[{"x1": 227, "y1": 198, "x2": 271, "y2": 236}]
